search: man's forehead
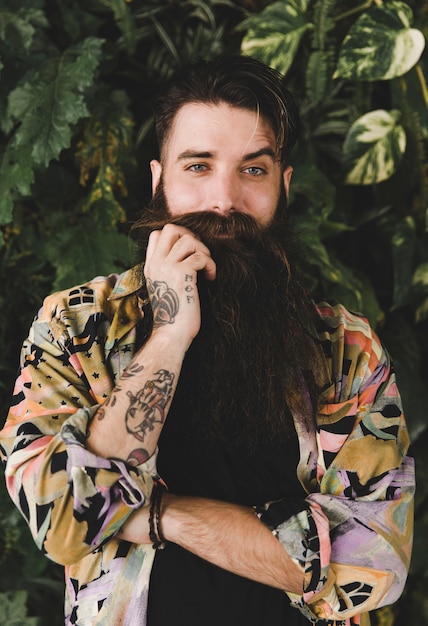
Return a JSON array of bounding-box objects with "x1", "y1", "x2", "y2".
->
[{"x1": 164, "y1": 101, "x2": 278, "y2": 157}]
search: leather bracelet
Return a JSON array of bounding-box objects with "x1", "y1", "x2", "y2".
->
[{"x1": 149, "y1": 483, "x2": 167, "y2": 550}]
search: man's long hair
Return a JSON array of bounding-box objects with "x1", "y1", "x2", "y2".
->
[{"x1": 131, "y1": 186, "x2": 328, "y2": 449}]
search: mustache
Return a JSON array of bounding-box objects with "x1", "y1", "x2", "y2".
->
[{"x1": 142, "y1": 210, "x2": 267, "y2": 247}]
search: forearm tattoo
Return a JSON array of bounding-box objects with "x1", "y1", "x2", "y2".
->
[
  {"x1": 95, "y1": 363, "x2": 175, "y2": 466},
  {"x1": 126, "y1": 447, "x2": 150, "y2": 466},
  {"x1": 146, "y1": 278, "x2": 179, "y2": 328},
  {"x1": 125, "y1": 368, "x2": 175, "y2": 442}
]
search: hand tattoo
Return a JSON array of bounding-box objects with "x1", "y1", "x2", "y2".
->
[
  {"x1": 185, "y1": 273, "x2": 196, "y2": 303},
  {"x1": 146, "y1": 278, "x2": 179, "y2": 328},
  {"x1": 125, "y1": 369, "x2": 175, "y2": 442}
]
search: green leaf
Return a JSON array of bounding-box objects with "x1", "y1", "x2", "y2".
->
[
  {"x1": 311, "y1": 0, "x2": 335, "y2": 51},
  {"x1": 0, "y1": 591, "x2": 39, "y2": 626},
  {"x1": 306, "y1": 50, "x2": 328, "y2": 103},
  {"x1": 0, "y1": 7, "x2": 47, "y2": 51},
  {"x1": 289, "y1": 162, "x2": 335, "y2": 211},
  {"x1": 412, "y1": 263, "x2": 428, "y2": 322},
  {"x1": 0, "y1": 144, "x2": 34, "y2": 226},
  {"x1": 240, "y1": 0, "x2": 312, "y2": 76},
  {"x1": 44, "y1": 216, "x2": 135, "y2": 291},
  {"x1": 412, "y1": 263, "x2": 428, "y2": 293},
  {"x1": 383, "y1": 315, "x2": 428, "y2": 441},
  {"x1": 343, "y1": 109, "x2": 406, "y2": 185},
  {"x1": 7, "y1": 37, "x2": 104, "y2": 168},
  {"x1": 76, "y1": 90, "x2": 135, "y2": 224},
  {"x1": 392, "y1": 216, "x2": 416, "y2": 308},
  {"x1": 335, "y1": 1, "x2": 425, "y2": 81},
  {"x1": 98, "y1": 0, "x2": 137, "y2": 54},
  {"x1": 296, "y1": 208, "x2": 382, "y2": 326}
]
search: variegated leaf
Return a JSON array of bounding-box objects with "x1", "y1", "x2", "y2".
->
[
  {"x1": 343, "y1": 109, "x2": 406, "y2": 185},
  {"x1": 240, "y1": 0, "x2": 312, "y2": 76},
  {"x1": 334, "y1": 1, "x2": 425, "y2": 81}
]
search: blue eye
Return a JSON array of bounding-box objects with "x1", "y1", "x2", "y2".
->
[
  {"x1": 188, "y1": 164, "x2": 207, "y2": 172},
  {"x1": 245, "y1": 166, "x2": 264, "y2": 176}
]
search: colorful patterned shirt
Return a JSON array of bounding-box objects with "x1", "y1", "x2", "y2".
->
[{"x1": 0, "y1": 268, "x2": 414, "y2": 625}]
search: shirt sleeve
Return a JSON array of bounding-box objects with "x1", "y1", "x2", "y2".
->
[
  {"x1": 0, "y1": 291, "x2": 155, "y2": 566},
  {"x1": 257, "y1": 304, "x2": 415, "y2": 623}
]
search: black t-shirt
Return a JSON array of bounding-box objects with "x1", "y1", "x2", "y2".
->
[{"x1": 147, "y1": 410, "x2": 309, "y2": 626}]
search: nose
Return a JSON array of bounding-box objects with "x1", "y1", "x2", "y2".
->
[{"x1": 209, "y1": 171, "x2": 239, "y2": 215}]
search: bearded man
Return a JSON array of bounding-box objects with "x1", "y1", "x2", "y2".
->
[{"x1": 0, "y1": 55, "x2": 414, "y2": 626}]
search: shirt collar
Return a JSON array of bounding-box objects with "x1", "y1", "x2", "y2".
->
[
  {"x1": 108, "y1": 265, "x2": 145, "y2": 300},
  {"x1": 105, "y1": 266, "x2": 149, "y2": 352}
]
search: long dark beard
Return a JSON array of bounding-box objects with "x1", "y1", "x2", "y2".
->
[{"x1": 131, "y1": 186, "x2": 327, "y2": 449}]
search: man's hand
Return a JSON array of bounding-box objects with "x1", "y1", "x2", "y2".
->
[{"x1": 144, "y1": 224, "x2": 216, "y2": 351}]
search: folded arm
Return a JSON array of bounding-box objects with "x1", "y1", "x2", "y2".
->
[
  {"x1": 0, "y1": 224, "x2": 216, "y2": 565},
  {"x1": 119, "y1": 492, "x2": 305, "y2": 594}
]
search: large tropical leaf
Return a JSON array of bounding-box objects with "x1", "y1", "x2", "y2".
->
[
  {"x1": 7, "y1": 37, "x2": 104, "y2": 167},
  {"x1": 240, "y1": 0, "x2": 312, "y2": 76},
  {"x1": 44, "y1": 215, "x2": 135, "y2": 291},
  {"x1": 0, "y1": 5, "x2": 47, "y2": 52},
  {"x1": 335, "y1": 1, "x2": 425, "y2": 81},
  {"x1": 343, "y1": 109, "x2": 406, "y2": 185},
  {"x1": 0, "y1": 37, "x2": 105, "y2": 232}
]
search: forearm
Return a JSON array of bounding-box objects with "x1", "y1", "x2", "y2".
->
[
  {"x1": 119, "y1": 493, "x2": 304, "y2": 594},
  {"x1": 86, "y1": 331, "x2": 186, "y2": 464}
]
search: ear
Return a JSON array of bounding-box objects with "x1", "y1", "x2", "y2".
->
[
  {"x1": 150, "y1": 160, "x2": 162, "y2": 195},
  {"x1": 282, "y1": 166, "x2": 293, "y2": 197}
]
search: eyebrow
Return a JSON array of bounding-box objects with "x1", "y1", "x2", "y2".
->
[{"x1": 176, "y1": 148, "x2": 278, "y2": 162}]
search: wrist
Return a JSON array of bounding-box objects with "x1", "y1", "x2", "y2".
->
[
  {"x1": 158, "y1": 492, "x2": 182, "y2": 544},
  {"x1": 149, "y1": 482, "x2": 168, "y2": 550},
  {"x1": 148, "y1": 324, "x2": 194, "y2": 354}
]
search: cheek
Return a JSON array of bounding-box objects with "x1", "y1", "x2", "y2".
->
[
  {"x1": 247, "y1": 188, "x2": 278, "y2": 225},
  {"x1": 165, "y1": 182, "x2": 204, "y2": 215}
]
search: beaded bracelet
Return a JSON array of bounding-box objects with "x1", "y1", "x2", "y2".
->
[{"x1": 149, "y1": 482, "x2": 167, "y2": 550}]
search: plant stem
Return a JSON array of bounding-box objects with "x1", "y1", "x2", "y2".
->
[
  {"x1": 415, "y1": 64, "x2": 428, "y2": 109},
  {"x1": 335, "y1": 0, "x2": 374, "y2": 22}
]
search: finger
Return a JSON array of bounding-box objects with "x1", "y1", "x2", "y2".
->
[
  {"x1": 145, "y1": 229, "x2": 162, "y2": 266},
  {"x1": 153, "y1": 224, "x2": 199, "y2": 258},
  {"x1": 168, "y1": 233, "x2": 212, "y2": 263},
  {"x1": 180, "y1": 251, "x2": 217, "y2": 281}
]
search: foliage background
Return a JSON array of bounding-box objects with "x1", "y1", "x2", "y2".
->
[{"x1": 0, "y1": 0, "x2": 426, "y2": 623}]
